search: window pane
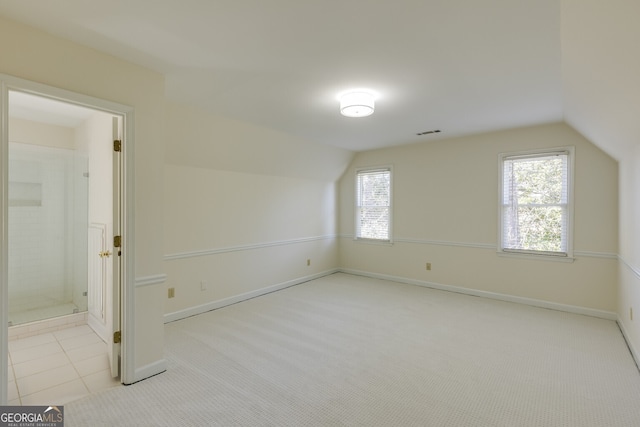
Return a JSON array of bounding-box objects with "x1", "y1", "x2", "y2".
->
[
  {"x1": 359, "y1": 207, "x2": 389, "y2": 240},
  {"x1": 510, "y1": 156, "x2": 566, "y2": 205},
  {"x1": 359, "y1": 172, "x2": 390, "y2": 206},
  {"x1": 503, "y1": 206, "x2": 565, "y2": 252},
  {"x1": 356, "y1": 169, "x2": 391, "y2": 240}
]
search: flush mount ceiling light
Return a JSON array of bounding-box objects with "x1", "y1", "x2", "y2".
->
[{"x1": 340, "y1": 91, "x2": 375, "y2": 118}]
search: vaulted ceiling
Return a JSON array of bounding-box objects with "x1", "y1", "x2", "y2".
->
[{"x1": 0, "y1": 0, "x2": 636, "y2": 157}]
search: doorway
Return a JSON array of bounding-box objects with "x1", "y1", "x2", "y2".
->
[
  {"x1": 1, "y1": 76, "x2": 135, "y2": 405},
  {"x1": 7, "y1": 92, "x2": 113, "y2": 328}
]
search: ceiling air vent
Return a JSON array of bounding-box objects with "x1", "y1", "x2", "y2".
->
[{"x1": 416, "y1": 129, "x2": 441, "y2": 136}]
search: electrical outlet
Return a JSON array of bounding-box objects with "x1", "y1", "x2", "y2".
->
[
  {"x1": 307, "y1": 259, "x2": 311, "y2": 266},
  {"x1": 200, "y1": 281, "x2": 207, "y2": 291},
  {"x1": 168, "y1": 287, "x2": 175, "y2": 298},
  {"x1": 426, "y1": 262, "x2": 432, "y2": 271}
]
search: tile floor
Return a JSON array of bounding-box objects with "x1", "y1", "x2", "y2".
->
[{"x1": 7, "y1": 325, "x2": 121, "y2": 406}]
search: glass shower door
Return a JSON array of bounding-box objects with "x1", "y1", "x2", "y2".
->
[{"x1": 8, "y1": 143, "x2": 88, "y2": 326}]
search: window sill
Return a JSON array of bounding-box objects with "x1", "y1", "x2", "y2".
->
[
  {"x1": 354, "y1": 237, "x2": 394, "y2": 246},
  {"x1": 497, "y1": 250, "x2": 575, "y2": 263}
]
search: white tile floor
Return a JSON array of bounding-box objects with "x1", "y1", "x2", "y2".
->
[{"x1": 7, "y1": 325, "x2": 121, "y2": 406}]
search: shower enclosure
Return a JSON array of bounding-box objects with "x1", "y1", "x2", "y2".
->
[{"x1": 8, "y1": 143, "x2": 89, "y2": 326}]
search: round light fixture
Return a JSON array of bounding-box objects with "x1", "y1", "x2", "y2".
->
[{"x1": 340, "y1": 91, "x2": 375, "y2": 118}]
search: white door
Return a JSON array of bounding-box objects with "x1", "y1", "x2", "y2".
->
[{"x1": 84, "y1": 112, "x2": 119, "y2": 379}]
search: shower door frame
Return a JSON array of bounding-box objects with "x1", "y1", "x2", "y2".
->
[{"x1": 0, "y1": 74, "x2": 137, "y2": 403}]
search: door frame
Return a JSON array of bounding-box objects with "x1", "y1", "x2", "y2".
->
[{"x1": 0, "y1": 75, "x2": 136, "y2": 403}]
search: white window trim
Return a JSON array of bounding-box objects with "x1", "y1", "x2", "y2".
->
[
  {"x1": 497, "y1": 146, "x2": 575, "y2": 261},
  {"x1": 354, "y1": 165, "x2": 393, "y2": 244}
]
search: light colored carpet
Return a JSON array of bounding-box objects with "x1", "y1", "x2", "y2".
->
[{"x1": 66, "y1": 273, "x2": 640, "y2": 426}]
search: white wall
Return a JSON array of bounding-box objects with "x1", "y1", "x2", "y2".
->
[
  {"x1": 561, "y1": 0, "x2": 640, "y2": 359},
  {"x1": 163, "y1": 101, "x2": 352, "y2": 319},
  {"x1": 617, "y1": 149, "x2": 640, "y2": 359},
  {"x1": 339, "y1": 123, "x2": 618, "y2": 313},
  {"x1": 9, "y1": 117, "x2": 75, "y2": 150}
]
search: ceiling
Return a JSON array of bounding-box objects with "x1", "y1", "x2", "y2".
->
[{"x1": 0, "y1": 0, "x2": 563, "y2": 152}]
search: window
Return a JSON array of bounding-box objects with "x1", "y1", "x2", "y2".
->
[
  {"x1": 355, "y1": 167, "x2": 392, "y2": 241},
  {"x1": 499, "y1": 148, "x2": 573, "y2": 257}
]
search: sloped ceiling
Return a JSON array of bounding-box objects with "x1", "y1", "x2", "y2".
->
[
  {"x1": 0, "y1": 0, "x2": 563, "y2": 152},
  {"x1": 561, "y1": 0, "x2": 640, "y2": 161}
]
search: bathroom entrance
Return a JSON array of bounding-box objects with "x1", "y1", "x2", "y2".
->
[
  {"x1": 5, "y1": 87, "x2": 124, "y2": 380},
  {"x1": 7, "y1": 91, "x2": 118, "y2": 336},
  {"x1": 1, "y1": 76, "x2": 135, "y2": 404}
]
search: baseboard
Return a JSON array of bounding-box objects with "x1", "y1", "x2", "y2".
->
[
  {"x1": 128, "y1": 359, "x2": 167, "y2": 385},
  {"x1": 617, "y1": 317, "x2": 640, "y2": 370},
  {"x1": 340, "y1": 268, "x2": 618, "y2": 321},
  {"x1": 164, "y1": 269, "x2": 339, "y2": 323},
  {"x1": 87, "y1": 314, "x2": 107, "y2": 343}
]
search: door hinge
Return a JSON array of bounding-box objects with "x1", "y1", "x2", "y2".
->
[
  {"x1": 113, "y1": 330, "x2": 121, "y2": 344},
  {"x1": 114, "y1": 235, "x2": 121, "y2": 248},
  {"x1": 114, "y1": 139, "x2": 122, "y2": 152}
]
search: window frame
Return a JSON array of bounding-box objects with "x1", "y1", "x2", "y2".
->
[
  {"x1": 354, "y1": 165, "x2": 393, "y2": 243},
  {"x1": 498, "y1": 146, "x2": 575, "y2": 260}
]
